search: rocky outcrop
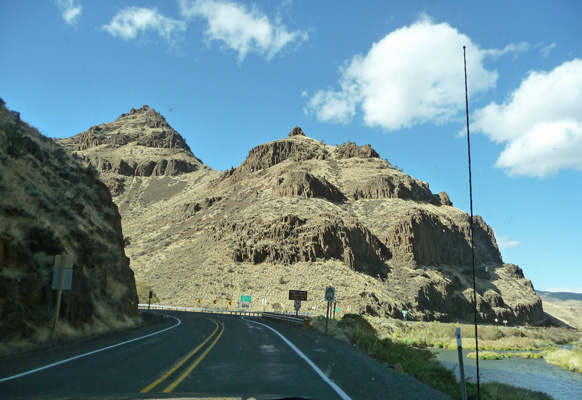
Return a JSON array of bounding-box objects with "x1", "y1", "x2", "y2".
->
[
  {"x1": 214, "y1": 214, "x2": 390, "y2": 277},
  {"x1": 351, "y1": 175, "x2": 448, "y2": 204},
  {"x1": 288, "y1": 126, "x2": 305, "y2": 137},
  {"x1": 234, "y1": 138, "x2": 330, "y2": 175},
  {"x1": 0, "y1": 104, "x2": 138, "y2": 344},
  {"x1": 275, "y1": 171, "x2": 345, "y2": 202},
  {"x1": 78, "y1": 155, "x2": 199, "y2": 177},
  {"x1": 334, "y1": 141, "x2": 380, "y2": 159},
  {"x1": 384, "y1": 209, "x2": 502, "y2": 267},
  {"x1": 437, "y1": 191, "x2": 453, "y2": 206},
  {"x1": 182, "y1": 196, "x2": 222, "y2": 218}
]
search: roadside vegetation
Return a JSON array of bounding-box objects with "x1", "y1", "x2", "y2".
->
[
  {"x1": 312, "y1": 314, "x2": 556, "y2": 399},
  {"x1": 368, "y1": 318, "x2": 581, "y2": 351},
  {"x1": 136, "y1": 282, "x2": 160, "y2": 304},
  {"x1": 543, "y1": 341, "x2": 582, "y2": 373}
]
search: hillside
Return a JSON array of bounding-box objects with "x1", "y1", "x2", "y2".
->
[
  {"x1": 0, "y1": 102, "x2": 138, "y2": 350},
  {"x1": 537, "y1": 291, "x2": 582, "y2": 330},
  {"x1": 59, "y1": 108, "x2": 545, "y2": 325}
]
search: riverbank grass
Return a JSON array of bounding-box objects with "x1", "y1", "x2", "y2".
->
[
  {"x1": 467, "y1": 351, "x2": 502, "y2": 360},
  {"x1": 544, "y1": 347, "x2": 582, "y2": 373},
  {"x1": 313, "y1": 314, "x2": 557, "y2": 400},
  {"x1": 368, "y1": 318, "x2": 581, "y2": 351}
]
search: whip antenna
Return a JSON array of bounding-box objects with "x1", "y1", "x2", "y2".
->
[{"x1": 463, "y1": 45, "x2": 481, "y2": 399}]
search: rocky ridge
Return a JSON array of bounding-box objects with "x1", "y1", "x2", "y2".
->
[
  {"x1": 59, "y1": 109, "x2": 545, "y2": 325},
  {"x1": 0, "y1": 102, "x2": 138, "y2": 346},
  {"x1": 57, "y1": 105, "x2": 210, "y2": 197}
]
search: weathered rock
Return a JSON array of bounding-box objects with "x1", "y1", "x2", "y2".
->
[
  {"x1": 383, "y1": 209, "x2": 502, "y2": 267},
  {"x1": 217, "y1": 214, "x2": 390, "y2": 277},
  {"x1": 275, "y1": 171, "x2": 345, "y2": 202},
  {"x1": 352, "y1": 175, "x2": 442, "y2": 204},
  {"x1": 288, "y1": 126, "x2": 305, "y2": 137},
  {"x1": 182, "y1": 196, "x2": 222, "y2": 218},
  {"x1": 234, "y1": 138, "x2": 330, "y2": 176},
  {"x1": 334, "y1": 141, "x2": 380, "y2": 159},
  {"x1": 0, "y1": 103, "x2": 138, "y2": 344}
]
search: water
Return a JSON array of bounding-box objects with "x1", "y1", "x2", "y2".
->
[{"x1": 432, "y1": 348, "x2": 582, "y2": 400}]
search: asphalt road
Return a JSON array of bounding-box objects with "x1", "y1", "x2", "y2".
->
[{"x1": 0, "y1": 311, "x2": 450, "y2": 399}]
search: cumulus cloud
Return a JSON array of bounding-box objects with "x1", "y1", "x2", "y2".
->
[
  {"x1": 178, "y1": 0, "x2": 308, "y2": 62},
  {"x1": 305, "y1": 15, "x2": 506, "y2": 129},
  {"x1": 102, "y1": 7, "x2": 186, "y2": 46},
  {"x1": 496, "y1": 235, "x2": 520, "y2": 250},
  {"x1": 472, "y1": 59, "x2": 582, "y2": 178},
  {"x1": 56, "y1": 0, "x2": 82, "y2": 25}
]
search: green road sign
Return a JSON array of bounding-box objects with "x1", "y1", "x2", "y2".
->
[
  {"x1": 325, "y1": 287, "x2": 335, "y2": 302},
  {"x1": 241, "y1": 295, "x2": 252, "y2": 302}
]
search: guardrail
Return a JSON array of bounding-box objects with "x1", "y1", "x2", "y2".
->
[
  {"x1": 138, "y1": 304, "x2": 260, "y2": 315},
  {"x1": 262, "y1": 312, "x2": 311, "y2": 328},
  {"x1": 138, "y1": 304, "x2": 315, "y2": 324}
]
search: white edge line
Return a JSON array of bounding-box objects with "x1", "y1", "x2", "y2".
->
[
  {"x1": 0, "y1": 314, "x2": 182, "y2": 383},
  {"x1": 241, "y1": 316, "x2": 352, "y2": 400}
]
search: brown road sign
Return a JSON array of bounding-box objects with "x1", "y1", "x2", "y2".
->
[{"x1": 289, "y1": 290, "x2": 308, "y2": 301}]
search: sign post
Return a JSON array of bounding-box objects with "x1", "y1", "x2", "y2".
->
[
  {"x1": 240, "y1": 295, "x2": 252, "y2": 312},
  {"x1": 52, "y1": 254, "x2": 74, "y2": 338},
  {"x1": 324, "y1": 287, "x2": 335, "y2": 334},
  {"x1": 148, "y1": 290, "x2": 152, "y2": 311},
  {"x1": 456, "y1": 327, "x2": 468, "y2": 400},
  {"x1": 402, "y1": 309, "x2": 408, "y2": 321},
  {"x1": 294, "y1": 300, "x2": 301, "y2": 316}
]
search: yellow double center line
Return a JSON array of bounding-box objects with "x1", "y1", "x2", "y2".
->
[{"x1": 141, "y1": 317, "x2": 225, "y2": 394}]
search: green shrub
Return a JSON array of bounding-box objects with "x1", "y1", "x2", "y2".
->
[{"x1": 1, "y1": 111, "x2": 27, "y2": 157}]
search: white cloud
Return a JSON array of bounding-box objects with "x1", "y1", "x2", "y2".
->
[
  {"x1": 102, "y1": 7, "x2": 186, "y2": 46},
  {"x1": 178, "y1": 0, "x2": 308, "y2": 62},
  {"x1": 539, "y1": 42, "x2": 556, "y2": 58},
  {"x1": 484, "y1": 42, "x2": 530, "y2": 60},
  {"x1": 496, "y1": 235, "x2": 520, "y2": 250},
  {"x1": 472, "y1": 59, "x2": 582, "y2": 178},
  {"x1": 56, "y1": 0, "x2": 82, "y2": 25},
  {"x1": 305, "y1": 15, "x2": 504, "y2": 129}
]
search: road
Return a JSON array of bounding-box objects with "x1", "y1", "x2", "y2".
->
[{"x1": 0, "y1": 311, "x2": 450, "y2": 399}]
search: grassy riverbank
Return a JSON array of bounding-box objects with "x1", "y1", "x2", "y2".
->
[
  {"x1": 313, "y1": 314, "x2": 555, "y2": 399},
  {"x1": 544, "y1": 342, "x2": 582, "y2": 373},
  {"x1": 367, "y1": 318, "x2": 581, "y2": 351}
]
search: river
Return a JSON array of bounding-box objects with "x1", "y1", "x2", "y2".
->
[{"x1": 432, "y1": 348, "x2": 582, "y2": 400}]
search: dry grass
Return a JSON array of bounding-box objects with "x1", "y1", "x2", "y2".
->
[
  {"x1": 544, "y1": 347, "x2": 582, "y2": 373},
  {"x1": 367, "y1": 318, "x2": 580, "y2": 350}
]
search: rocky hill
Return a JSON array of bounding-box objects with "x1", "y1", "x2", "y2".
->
[
  {"x1": 0, "y1": 101, "x2": 138, "y2": 349},
  {"x1": 59, "y1": 108, "x2": 544, "y2": 325}
]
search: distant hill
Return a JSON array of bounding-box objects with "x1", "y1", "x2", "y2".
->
[
  {"x1": 0, "y1": 102, "x2": 138, "y2": 348},
  {"x1": 537, "y1": 291, "x2": 582, "y2": 330},
  {"x1": 537, "y1": 290, "x2": 582, "y2": 302},
  {"x1": 59, "y1": 106, "x2": 545, "y2": 325}
]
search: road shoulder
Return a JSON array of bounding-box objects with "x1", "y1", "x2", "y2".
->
[{"x1": 250, "y1": 317, "x2": 452, "y2": 400}]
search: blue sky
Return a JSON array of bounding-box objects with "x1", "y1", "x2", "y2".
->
[{"x1": 1, "y1": 1, "x2": 581, "y2": 293}]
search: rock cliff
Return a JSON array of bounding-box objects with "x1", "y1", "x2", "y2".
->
[
  {"x1": 0, "y1": 103, "x2": 138, "y2": 347},
  {"x1": 58, "y1": 114, "x2": 544, "y2": 326}
]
